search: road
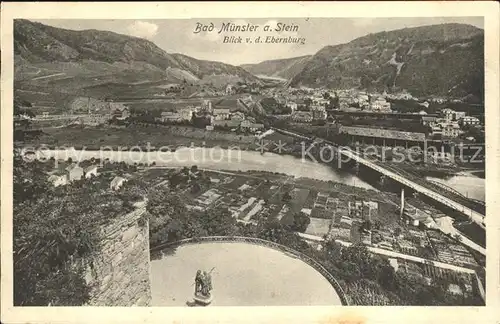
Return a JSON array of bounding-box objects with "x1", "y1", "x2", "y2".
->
[{"x1": 31, "y1": 72, "x2": 66, "y2": 81}]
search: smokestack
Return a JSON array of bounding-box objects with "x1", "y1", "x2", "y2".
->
[{"x1": 400, "y1": 189, "x2": 405, "y2": 219}]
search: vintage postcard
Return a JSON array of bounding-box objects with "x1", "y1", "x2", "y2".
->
[{"x1": 1, "y1": 1, "x2": 499, "y2": 324}]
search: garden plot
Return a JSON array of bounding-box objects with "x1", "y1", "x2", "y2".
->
[{"x1": 305, "y1": 217, "x2": 332, "y2": 237}]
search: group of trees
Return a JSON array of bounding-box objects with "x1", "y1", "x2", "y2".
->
[
  {"x1": 13, "y1": 150, "x2": 154, "y2": 306},
  {"x1": 260, "y1": 97, "x2": 292, "y2": 115},
  {"x1": 146, "y1": 186, "x2": 239, "y2": 246}
]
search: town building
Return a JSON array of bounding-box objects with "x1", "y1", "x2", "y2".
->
[
  {"x1": 421, "y1": 115, "x2": 438, "y2": 126},
  {"x1": 403, "y1": 204, "x2": 434, "y2": 228},
  {"x1": 339, "y1": 216, "x2": 353, "y2": 229},
  {"x1": 158, "y1": 111, "x2": 182, "y2": 123},
  {"x1": 213, "y1": 108, "x2": 231, "y2": 120},
  {"x1": 48, "y1": 173, "x2": 68, "y2": 187},
  {"x1": 179, "y1": 107, "x2": 194, "y2": 120},
  {"x1": 454, "y1": 111, "x2": 467, "y2": 120},
  {"x1": 66, "y1": 164, "x2": 84, "y2": 182},
  {"x1": 441, "y1": 108, "x2": 455, "y2": 121},
  {"x1": 441, "y1": 123, "x2": 461, "y2": 138},
  {"x1": 201, "y1": 100, "x2": 213, "y2": 113},
  {"x1": 47, "y1": 163, "x2": 85, "y2": 187},
  {"x1": 358, "y1": 92, "x2": 369, "y2": 103},
  {"x1": 84, "y1": 165, "x2": 99, "y2": 179},
  {"x1": 369, "y1": 97, "x2": 391, "y2": 112},
  {"x1": 230, "y1": 111, "x2": 245, "y2": 121},
  {"x1": 310, "y1": 105, "x2": 327, "y2": 121},
  {"x1": 430, "y1": 125, "x2": 443, "y2": 137},
  {"x1": 240, "y1": 120, "x2": 264, "y2": 132},
  {"x1": 225, "y1": 84, "x2": 235, "y2": 95},
  {"x1": 459, "y1": 116, "x2": 481, "y2": 126},
  {"x1": 419, "y1": 101, "x2": 430, "y2": 109},
  {"x1": 287, "y1": 102, "x2": 298, "y2": 112},
  {"x1": 110, "y1": 176, "x2": 128, "y2": 191},
  {"x1": 291, "y1": 111, "x2": 313, "y2": 123},
  {"x1": 441, "y1": 108, "x2": 466, "y2": 122},
  {"x1": 110, "y1": 103, "x2": 130, "y2": 120}
]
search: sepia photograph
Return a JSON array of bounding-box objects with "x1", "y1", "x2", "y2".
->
[{"x1": 1, "y1": 2, "x2": 499, "y2": 324}]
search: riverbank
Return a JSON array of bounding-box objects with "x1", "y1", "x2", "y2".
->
[{"x1": 24, "y1": 125, "x2": 261, "y2": 151}]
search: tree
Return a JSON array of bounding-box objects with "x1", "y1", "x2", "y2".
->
[
  {"x1": 304, "y1": 98, "x2": 313, "y2": 109},
  {"x1": 147, "y1": 187, "x2": 210, "y2": 244},
  {"x1": 202, "y1": 208, "x2": 238, "y2": 236},
  {"x1": 13, "y1": 156, "x2": 133, "y2": 305},
  {"x1": 13, "y1": 153, "x2": 50, "y2": 204},
  {"x1": 14, "y1": 99, "x2": 36, "y2": 142},
  {"x1": 323, "y1": 239, "x2": 343, "y2": 259},
  {"x1": 168, "y1": 172, "x2": 185, "y2": 188},
  {"x1": 257, "y1": 220, "x2": 309, "y2": 252},
  {"x1": 282, "y1": 191, "x2": 292, "y2": 203},
  {"x1": 290, "y1": 212, "x2": 311, "y2": 233},
  {"x1": 191, "y1": 181, "x2": 202, "y2": 194}
]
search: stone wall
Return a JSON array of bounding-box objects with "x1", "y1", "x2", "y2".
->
[{"x1": 84, "y1": 206, "x2": 152, "y2": 306}]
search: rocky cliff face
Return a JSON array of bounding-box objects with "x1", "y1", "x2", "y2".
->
[{"x1": 289, "y1": 23, "x2": 484, "y2": 98}]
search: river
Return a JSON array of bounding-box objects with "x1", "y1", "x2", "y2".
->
[
  {"x1": 426, "y1": 174, "x2": 485, "y2": 202},
  {"x1": 33, "y1": 147, "x2": 484, "y2": 197},
  {"x1": 150, "y1": 242, "x2": 342, "y2": 306},
  {"x1": 33, "y1": 147, "x2": 376, "y2": 190}
]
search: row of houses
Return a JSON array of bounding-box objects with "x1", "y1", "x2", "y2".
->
[
  {"x1": 422, "y1": 108, "x2": 481, "y2": 138},
  {"x1": 48, "y1": 164, "x2": 99, "y2": 187},
  {"x1": 47, "y1": 163, "x2": 130, "y2": 191},
  {"x1": 37, "y1": 101, "x2": 131, "y2": 122},
  {"x1": 289, "y1": 105, "x2": 328, "y2": 123}
]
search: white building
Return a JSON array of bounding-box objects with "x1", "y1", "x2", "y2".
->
[
  {"x1": 441, "y1": 123, "x2": 461, "y2": 138},
  {"x1": 287, "y1": 102, "x2": 298, "y2": 112},
  {"x1": 110, "y1": 176, "x2": 128, "y2": 191},
  {"x1": 370, "y1": 97, "x2": 391, "y2": 112},
  {"x1": 459, "y1": 116, "x2": 481, "y2": 126},
  {"x1": 48, "y1": 174, "x2": 68, "y2": 187},
  {"x1": 225, "y1": 84, "x2": 235, "y2": 95},
  {"x1": 419, "y1": 101, "x2": 430, "y2": 108},
  {"x1": 66, "y1": 164, "x2": 84, "y2": 182},
  {"x1": 84, "y1": 165, "x2": 99, "y2": 178},
  {"x1": 213, "y1": 108, "x2": 231, "y2": 120}
]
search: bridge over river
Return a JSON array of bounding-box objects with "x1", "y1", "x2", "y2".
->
[{"x1": 272, "y1": 128, "x2": 486, "y2": 231}]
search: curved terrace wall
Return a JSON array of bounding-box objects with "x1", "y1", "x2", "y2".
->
[{"x1": 150, "y1": 236, "x2": 349, "y2": 306}]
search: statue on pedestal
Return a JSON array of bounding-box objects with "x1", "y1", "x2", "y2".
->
[{"x1": 192, "y1": 268, "x2": 214, "y2": 306}]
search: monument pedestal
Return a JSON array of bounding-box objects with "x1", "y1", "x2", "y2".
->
[{"x1": 193, "y1": 293, "x2": 213, "y2": 306}]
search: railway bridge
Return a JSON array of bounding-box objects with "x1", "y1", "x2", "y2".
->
[{"x1": 271, "y1": 127, "x2": 486, "y2": 230}]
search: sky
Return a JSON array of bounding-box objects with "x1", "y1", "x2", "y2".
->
[{"x1": 34, "y1": 17, "x2": 483, "y2": 66}]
